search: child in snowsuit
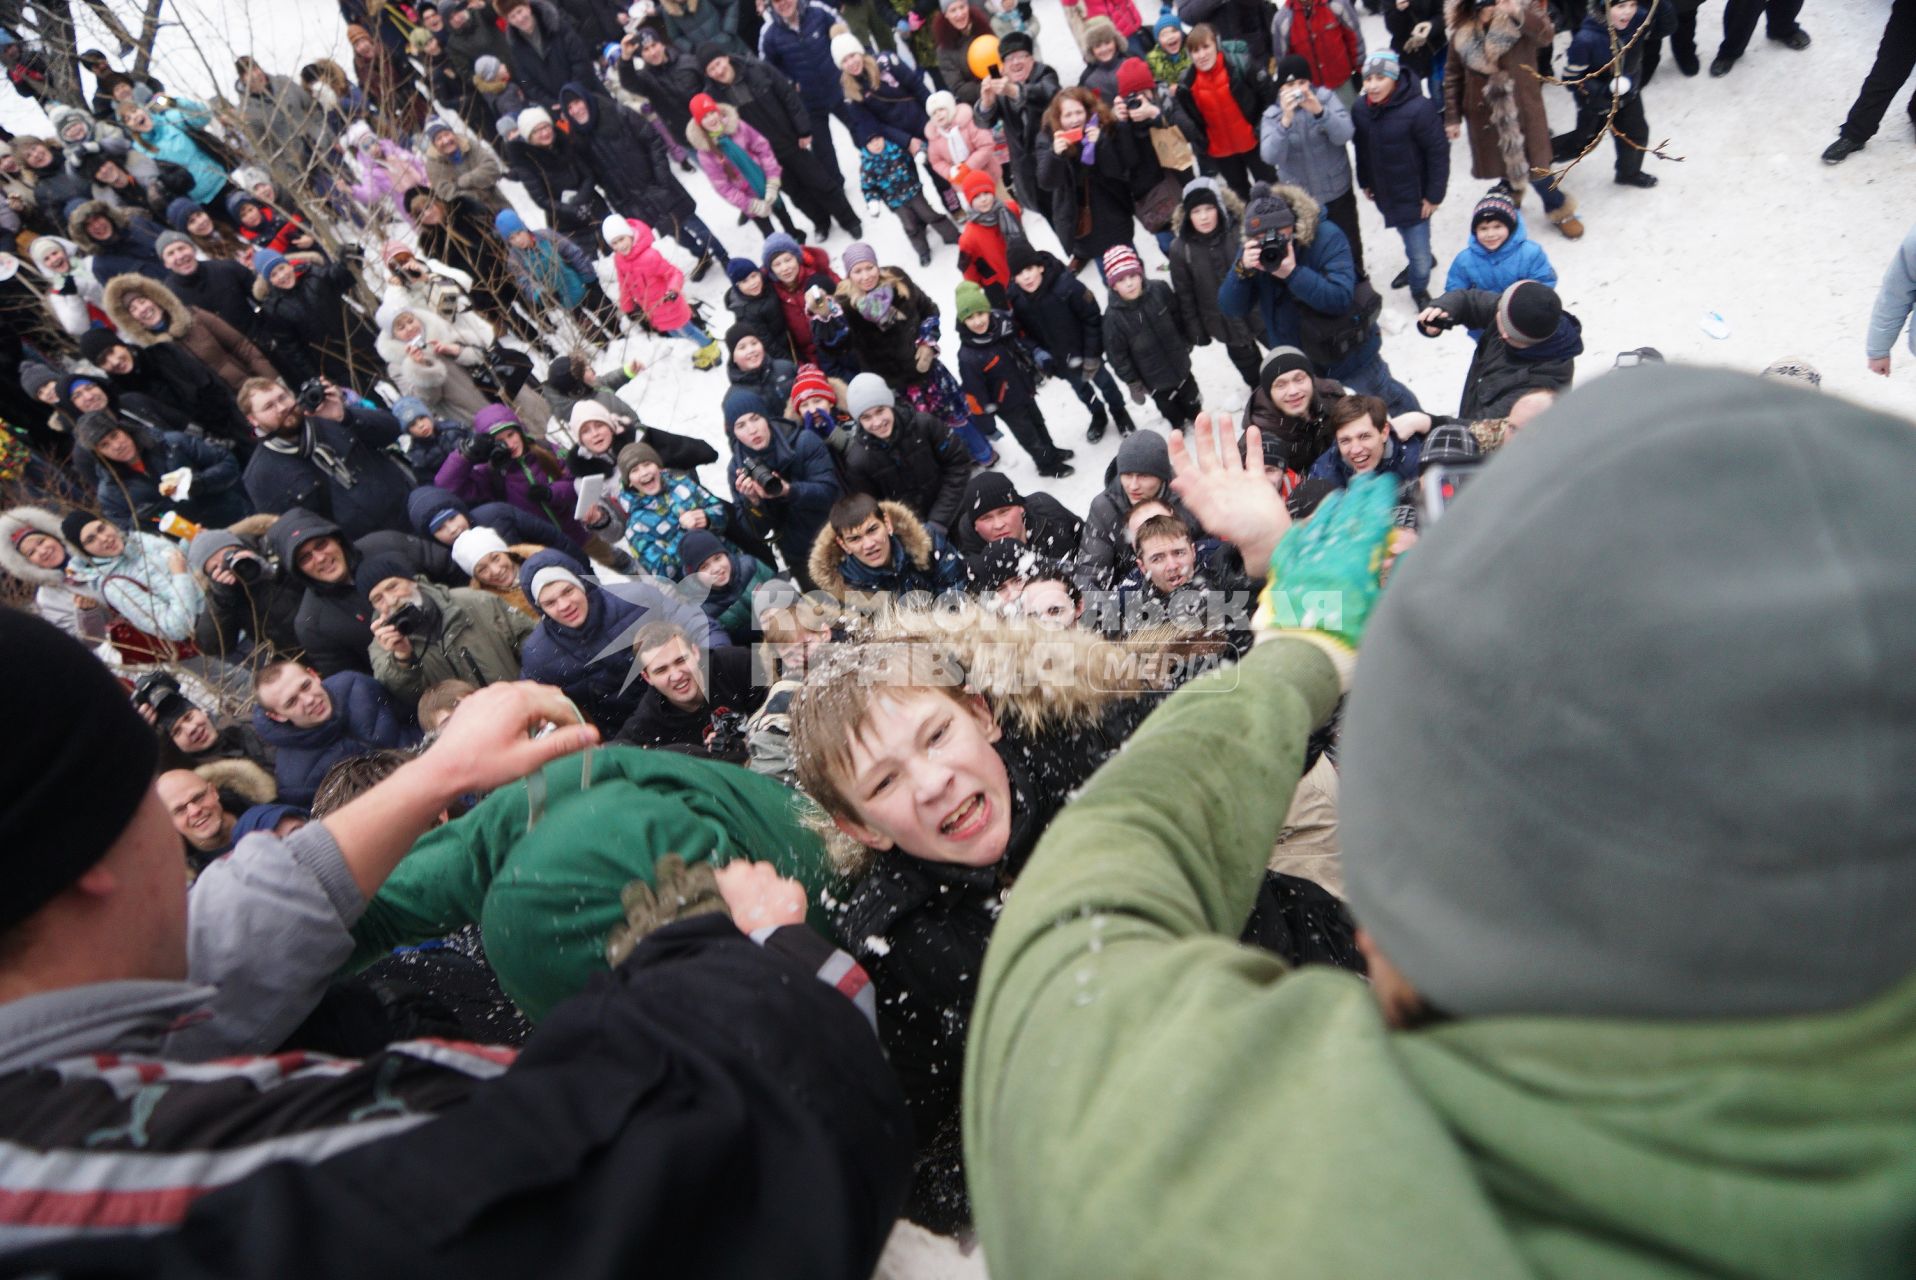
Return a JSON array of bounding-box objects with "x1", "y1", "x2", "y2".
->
[
  {"x1": 603, "y1": 215, "x2": 722, "y2": 369},
  {"x1": 955, "y1": 281, "x2": 1073, "y2": 478},
  {"x1": 857, "y1": 130, "x2": 960, "y2": 267},
  {"x1": 1100, "y1": 244, "x2": 1201, "y2": 429}
]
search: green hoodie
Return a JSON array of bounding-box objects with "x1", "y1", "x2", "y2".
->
[
  {"x1": 965, "y1": 639, "x2": 1916, "y2": 1279},
  {"x1": 349, "y1": 746, "x2": 842, "y2": 1021}
]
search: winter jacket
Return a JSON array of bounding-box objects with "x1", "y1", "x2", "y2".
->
[
  {"x1": 504, "y1": 226, "x2": 597, "y2": 310},
  {"x1": 956, "y1": 200, "x2": 1020, "y2": 303},
  {"x1": 1384, "y1": 0, "x2": 1446, "y2": 77},
  {"x1": 252, "y1": 669, "x2": 417, "y2": 805},
  {"x1": 1077, "y1": 474, "x2": 1200, "y2": 588},
  {"x1": 958, "y1": 311, "x2": 1042, "y2": 415},
  {"x1": 130, "y1": 101, "x2": 227, "y2": 205},
  {"x1": 236, "y1": 72, "x2": 331, "y2": 176},
  {"x1": 844, "y1": 53, "x2": 932, "y2": 148},
  {"x1": 621, "y1": 472, "x2": 730, "y2": 577},
  {"x1": 953, "y1": 488, "x2": 1083, "y2": 561},
  {"x1": 931, "y1": 5, "x2": 993, "y2": 104},
  {"x1": 608, "y1": 217, "x2": 692, "y2": 331},
  {"x1": 425, "y1": 136, "x2": 510, "y2": 214},
  {"x1": 1175, "y1": 49, "x2": 1269, "y2": 159},
  {"x1": 405, "y1": 483, "x2": 568, "y2": 548},
  {"x1": 924, "y1": 101, "x2": 998, "y2": 183},
  {"x1": 620, "y1": 45, "x2": 708, "y2": 139},
  {"x1": 435, "y1": 440, "x2": 588, "y2": 547},
  {"x1": 103, "y1": 274, "x2": 276, "y2": 393},
  {"x1": 837, "y1": 264, "x2": 941, "y2": 385},
  {"x1": 729, "y1": 419, "x2": 842, "y2": 572},
  {"x1": 771, "y1": 245, "x2": 840, "y2": 363},
  {"x1": 165, "y1": 257, "x2": 276, "y2": 349},
  {"x1": 1867, "y1": 221, "x2": 1916, "y2": 361},
  {"x1": 859, "y1": 137, "x2": 928, "y2": 209},
  {"x1": 728, "y1": 354, "x2": 798, "y2": 411},
  {"x1": 67, "y1": 527, "x2": 205, "y2": 642},
  {"x1": 841, "y1": 410, "x2": 972, "y2": 530},
  {"x1": 504, "y1": 0, "x2": 597, "y2": 107},
  {"x1": 1305, "y1": 430, "x2": 1422, "y2": 485},
  {"x1": 687, "y1": 105, "x2": 782, "y2": 214},
  {"x1": 1035, "y1": 122, "x2": 1139, "y2": 261},
  {"x1": 65, "y1": 199, "x2": 168, "y2": 283},
  {"x1": 1444, "y1": 213, "x2": 1556, "y2": 337},
  {"x1": 807, "y1": 498, "x2": 968, "y2": 602},
  {"x1": 367, "y1": 580, "x2": 534, "y2": 699},
  {"x1": 26, "y1": 234, "x2": 105, "y2": 337},
  {"x1": 560, "y1": 84, "x2": 698, "y2": 228},
  {"x1": 1007, "y1": 250, "x2": 1106, "y2": 364},
  {"x1": 975, "y1": 62, "x2": 1062, "y2": 182},
  {"x1": 683, "y1": 550, "x2": 778, "y2": 640},
  {"x1": 88, "y1": 424, "x2": 248, "y2": 532},
  {"x1": 1273, "y1": 0, "x2": 1366, "y2": 88},
  {"x1": 1352, "y1": 77, "x2": 1449, "y2": 228},
  {"x1": 343, "y1": 137, "x2": 428, "y2": 213},
  {"x1": 253, "y1": 254, "x2": 381, "y2": 388},
  {"x1": 0, "y1": 507, "x2": 105, "y2": 644},
  {"x1": 726, "y1": 279, "x2": 794, "y2": 356},
  {"x1": 268, "y1": 508, "x2": 456, "y2": 676},
  {"x1": 1432, "y1": 286, "x2": 1584, "y2": 419},
  {"x1": 1078, "y1": 0, "x2": 1143, "y2": 38},
  {"x1": 1103, "y1": 278, "x2": 1193, "y2": 392},
  {"x1": 243, "y1": 408, "x2": 414, "y2": 539},
  {"x1": 658, "y1": 0, "x2": 749, "y2": 54},
  {"x1": 515, "y1": 548, "x2": 709, "y2": 731},
  {"x1": 706, "y1": 54, "x2": 843, "y2": 199},
  {"x1": 1445, "y1": 1, "x2": 1555, "y2": 183},
  {"x1": 756, "y1": 0, "x2": 847, "y2": 112},
  {"x1": 505, "y1": 128, "x2": 608, "y2": 236},
  {"x1": 614, "y1": 643, "x2": 765, "y2": 749},
  {"x1": 1167, "y1": 189, "x2": 1260, "y2": 347},
  {"x1": 1563, "y1": 7, "x2": 1651, "y2": 106},
  {"x1": 193, "y1": 531, "x2": 305, "y2": 659},
  {"x1": 1257, "y1": 85, "x2": 1354, "y2": 205},
  {"x1": 565, "y1": 415, "x2": 720, "y2": 478},
  {"x1": 1241, "y1": 373, "x2": 1344, "y2": 472},
  {"x1": 1217, "y1": 182, "x2": 1366, "y2": 357}
]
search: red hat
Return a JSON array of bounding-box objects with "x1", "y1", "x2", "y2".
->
[
  {"x1": 1101, "y1": 243, "x2": 1143, "y2": 283},
  {"x1": 958, "y1": 168, "x2": 996, "y2": 203},
  {"x1": 1115, "y1": 57, "x2": 1155, "y2": 97},
  {"x1": 689, "y1": 93, "x2": 721, "y2": 123},
  {"x1": 791, "y1": 363, "x2": 835, "y2": 406}
]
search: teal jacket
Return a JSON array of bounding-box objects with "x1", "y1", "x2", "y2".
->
[{"x1": 139, "y1": 101, "x2": 228, "y2": 205}]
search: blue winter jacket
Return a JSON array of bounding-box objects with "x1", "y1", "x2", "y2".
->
[
  {"x1": 253, "y1": 671, "x2": 419, "y2": 806},
  {"x1": 1305, "y1": 432, "x2": 1422, "y2": 486},
  {"x1": 1443, "y1": 214, "x2": 1557, "y2": 339},
  {"x1": 1351, "y1": 78, "x2": 1448, "y2": 229},
  {"x1": 404, "y1": 485, "x2": 567, "y2": 548},
  {"x1": 1217, "y1": 204, "x2": 1381, "y2": 377},
  {"x1": 138, "y1": 102, "x2": 229, "y2": 206},
  {"x1": 758, "y1": 1, "x2": 846, "y2": 112},
  {"x1": 843, "y1": 53, "x2": 931, "y2": 148}
]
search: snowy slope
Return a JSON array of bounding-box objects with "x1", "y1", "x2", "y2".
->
[{"x1": 8, "y1": 0, "x2": 1912, "y2": 522}]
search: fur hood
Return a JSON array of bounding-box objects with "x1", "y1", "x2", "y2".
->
[
  {"x1": 251, "y1": 251, "x2": 327, "y2": 301},
  {"x1": 1079, "y1": 14, "x2": 1123, "y2": 58},
  {"x1": 1263, "y1": 180, "x2": 1322, "y2": 247},
  {"x1": 807, "y1": 499, "x2": 936, "y2": 600},
  {"x1": 832, "y1": 263, "x2": 919, "y2": 317},
  {"x1": 1169, "y1": 182, "x2": 1245, "y2": 236},
  {"x1": 103, "y1": 274, "x2": 195, "y2": 346},
  {"x1": 65, "y1": 199, "x2": 129, "y2": 253},
  {"x1": 196, "y1": 756, "x2": 278, "y2": 805},
  {"x1": 230, "y1": 512, "x2": 280, "y2": 541},
  {"x1": 683, "y1": 102, "x2": 744, "y2": 154},
  {"x1": 0, "y1": 506, "x2": 73, "y2": 586}
]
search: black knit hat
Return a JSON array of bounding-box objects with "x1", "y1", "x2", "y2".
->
[
  {"x1": 965, "y1": 470, "x2": 1023, "y2": 520},
  {"x1": 1242, "y1": 185, "x2": 1295, "y2": 239},
  {"x1": 1276, "y1": 54, "x2": 1311, "y2": 84},
  {"x1": 1258, "y1": 346, "x2": 1315, "y2": 388},
  {"x1": 546, "y1": 357, "x2": 583, "y2": 396},
  {"x1": 1497, "y1": 281, "x2": 1563, "y2": 346},
  {"x1": 60, "y1": 509, "x2": 101, "y2": 548},
  {"x1": 354, "y1": 551, "x2": 417, "y2": 601},
  {"x1": 694, "y1": 39, "x2": 730, "y2": 67},
  {"x1": 1006, "y1": 239, "x2": 1045, "y2": 277},
  {"x1": 997, "y1": 30, "x2": 1034, "y2": 57},
  {"x1": 1470, "y1": 185, "x2": 1519, "y2": 234},
  {"x1": 0, "y1": 610, "x2": 159, "y2": 932},
  {"x1": 1181, "y1": 183, "x2": 1221, "y2": 216},
  {"x1": 77, "y1": 327, "x2": 125, "y2": 363}
]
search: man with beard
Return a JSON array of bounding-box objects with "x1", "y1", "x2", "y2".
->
[{"x1": 240, "y1": 377, "x2": 415, "y2": 537}]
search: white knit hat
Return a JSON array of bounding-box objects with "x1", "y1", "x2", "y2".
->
[
  {"x1": 517, "y1": 105, "x2": 553, "y2": 135},
  {"x1": 831, "y1": 32, "x2": 865, "y2": 67},
  {"x1": 451, "y1": 526, "x2": 511, "y2": 576},
  {"x1": 601, "y1": 213, "x2": 634, "y2": 249},
  {"x1": 568, "y1": 398, "x2": 618, "y2": 433}
]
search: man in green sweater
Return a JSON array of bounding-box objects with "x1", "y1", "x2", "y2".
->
[{"x1": 965, "y1": 368, "x2": 1916, "y2": 1279}]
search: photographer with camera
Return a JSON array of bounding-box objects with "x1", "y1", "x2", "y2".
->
[
  {"x1": 1415, "y1": 279, "x2": 1581, "y2": 419},
  {"x1": 239, "y1": 376, "x2": 416, "y2": 539},
  {"x1": 1257, "y1": 54, "x2": 1363, "y2": 275},
  {"x1": 614, "y1": 620, "x2": 767, "y2": 752},
  {"x1": 1219, "y1": 185, "x2": 1420, "y2": 413},
  {"x1": 435, "y1": 406, "x2": 635, "y2": 573},
  {"x1": 187, "y1": 526, "x2": 306, "y2": 661},
  {"x1": 361, "y1": 555, "x2": 534, "y2": 701},
  {"x1": 726, "y1": 387, "x2": 843, "y2": 586}
]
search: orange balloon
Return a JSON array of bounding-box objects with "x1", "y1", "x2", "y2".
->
[{"x1": 967, "y1": 33, "x2": 1001, "y2": 79}]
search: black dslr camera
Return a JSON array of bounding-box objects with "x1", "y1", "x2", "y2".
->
[
  {"x1": 741, "y1": 458, "x2": 787, "y2": 497},
  {"x1": 385, "y1": 601, "x2": 429, "y2": 638},
  {"x1": 1255, "y1": 227, "x2": 1293, "y2": 272},
  {"x1": 295, "y1": 377, "x2": 331, "y2": 412},
  {"x1": 130, "y1": 671, "x2": 191, "y2": 728}
]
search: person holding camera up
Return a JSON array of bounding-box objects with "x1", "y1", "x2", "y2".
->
[
  {"x1": 1259, "y1": 53, "x2": 1363, "y2": 275},
  {"x1": 726, "y1": 387, "x2": 843, "y2": 586},
  {"x1": 1416, "y1": 279, "x2": 1581, "y2": 418},
  {"x1": 436, "y1": 405, "x2": 635, "y2": 572},
  {"x1": 186, "y1": 526, "x2": 306, "y2": 661},
  {"x1": 239, "y1": 376, "x2": 416, "y2": 538},
  {"x1": 360, "y1": 555, "x2": 533, "y2": 701},
  {"x1": 1219, "y1": 185, "x2": 1420, "y2": 412}
]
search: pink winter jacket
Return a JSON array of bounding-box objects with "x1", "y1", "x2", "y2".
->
[
  {"x1": 610, "y1": 218, "x2": 691, "y2": 331},
  {"x1": 691, "y1": 116, "x2": 782, "y2": 214},
  {"x1": 348, "y1": 139, "x2": 430, "y2": 212},
  {"x1": 924, "y1": 103, "x2": 1001, "y2": 184}
]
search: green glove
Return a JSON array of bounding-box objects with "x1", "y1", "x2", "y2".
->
[
  {"x1": 1254, "y1": 471, "x2": 1399, "y2": 649},
  {"x1": 603, "y1": 855, "x2": 731, "y2": 966}
]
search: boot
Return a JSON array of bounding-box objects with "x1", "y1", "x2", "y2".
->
[
  {"x1": 692, "y1": 339, "x2": 723, "y2": 370},
  {"x1": 1086, "y1": 400, "x2": 1108, "y2": 443},
  {"x1": 1112, "y1": 403, "x2": 1138, "y2": 435},
  {"x1": 689, "y1": 249, "x2": 716, "y2": 282},
  {"x1": 1547, "y1": 194, "x2": 1585, "y2": 240},
  {"x1": 1822, "y1": 135, "x2": 1864, "y2": 164}
]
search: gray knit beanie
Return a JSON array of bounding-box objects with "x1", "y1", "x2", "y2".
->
[
  {"x1": 1112, "y1": 429, "x2": 1171, "y2": 484},
  {"x1": 154, "y1": 229, "x2": 194, "y2": 257},
  {"x1": 845, "y1": 372, "x2": 894, "y2": 422},
  {"x1": 1342, "y1": 366, "x2": 1916, "y2": 1021},
  {"x1": 187, "y1": 529, "x2": 244, "y2": 577}
]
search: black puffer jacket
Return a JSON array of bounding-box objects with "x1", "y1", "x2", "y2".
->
[
  {"x1": 195, "y1": 532, "x2": 306, "y2": 661},
  {"x1": 1432, "y1": 287, "x2": 1585, "y2": 419},
  {"x1": 953, "y1": 489, "x2": 1083, "y2": 560},
  {"x1": 1006, "y1": 250, "x2": 1105, "y2": 364},
  {"x1": 253, "y1": 255, "x2": 381, "y2": 388},
  {"x1": 266, "y1": 507, "x2": 456, "y2": 677},
  {"x1": 705, "y1": 55, "x2": 839, "y2": 198},
  {"x1": 558, "y1": 84, "x2": 695, "y2": 228},
  {"x1": 840, "y1": 409, "x2": 972, "y2": 530},
  {"x1": 836, "y1": 266, "x2": 938, "y2": 386},
  {"x1": 1102, "y1": 277, "x2": 1194, "y2": 391},
  {"x1": 503, "y1": 0, "x2": 596, "y2": 108},
  {"x1": 1166, "y1": 190, "x2": 1261, "y2": 347},
  {"x1": 504, "y1": 131, "x2": 608, "y2": 238},
  {"x1": 619, "y1": 46, "x2": 707, "y2": 139}
]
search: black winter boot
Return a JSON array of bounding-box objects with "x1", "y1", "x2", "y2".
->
[
  {"x1": 1112, "y1": 404, "x2": 1138, "y2": 436},
  {"x1": 1086, "y1": 401, "x2": 1108, "y2": 443}
]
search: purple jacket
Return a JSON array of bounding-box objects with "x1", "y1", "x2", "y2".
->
[{"x1": 434, "y1": 445, "x2": 589, "y2": 547}]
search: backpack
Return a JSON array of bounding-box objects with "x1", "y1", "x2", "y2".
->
[{"x1": 1295, "y1": 277, "x2": 1381, "y2": 369}]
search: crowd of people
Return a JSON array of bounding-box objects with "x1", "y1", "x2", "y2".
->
[{"x1": 0, "y1": 0, "x2": 1913, "y2": 1273}]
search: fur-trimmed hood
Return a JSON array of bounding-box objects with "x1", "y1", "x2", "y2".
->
[
  {"x1": 196, "y1": 756, "x2": 278, "y2": 804},
  {"x1": 1169, "y1": 182, "x2": 1245, "y2": 236},
  {"x1": 807, "y1": 499, "x2": 935, "y2": 601},
  {"x1": 65, "y1": 199, "x2": 129, "y2": 253},
  {"x1": 0, "y1": 506, "x2": 74, "y2": 586},
  {"x1": 683, "y1": 102, "x2": 744, "y2": 154},
  {"x1": 1264, "y1": 180, "x2": 1322, "y2": 247},
  {"x1": 102, "y1": 274, "x2": 195, "y2": 346},
  {"x1": 251, "y1": 251, "x2": 327, "y2": 301},
  {"x1": 1078, "y1": 14, "x2": 1123, "y2": 59}
]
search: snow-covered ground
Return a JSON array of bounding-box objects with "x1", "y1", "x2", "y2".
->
[{"x1": 5, "y1": 3, "x2": 1910, "y2": 1274}]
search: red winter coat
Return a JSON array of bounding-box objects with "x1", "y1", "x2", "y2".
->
[
  {"x1": 609, "y1": 218, "x2": 691, "y2": 332},
  {"x1": 1283, "y1": 0, "x2": 1364, "y2": 89},
  {"x1": 957, "y1": 201, "x2": 1021, "y2": 305},
  {"x1": 772, "y1": 246, "x2": 840, "y2": 364}
]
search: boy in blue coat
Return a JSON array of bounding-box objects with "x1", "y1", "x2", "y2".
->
[
  {"x1": 1443, "y1": 185, "x2": 1557, "y2": 340},
  {"x1": 1351, "y1": 50, "x2": 1449, "y2": 309}
]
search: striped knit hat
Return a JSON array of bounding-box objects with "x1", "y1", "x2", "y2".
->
[
  {"x1": 1101, "y1": 244, "x2": 1143, "y2": 283},
  {"x1": 1471, "y1": 185, "x2": 1520, "y2": 233}
]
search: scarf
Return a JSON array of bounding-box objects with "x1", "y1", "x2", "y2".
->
[
  {"x1": 853, "y1": 283, "x2": 896, "y2": 324},
  {"x1": 260, "y1": 419, "x2": 357, "y2": 488},
  {"x1": 717, "y1": 132, "x2": 768, "y2": 197},
  {"x1": 939, "y1": 123, "x2": 969, "y2": 163}
]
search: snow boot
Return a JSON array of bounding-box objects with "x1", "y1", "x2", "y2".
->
[
  {"x1": 690, "y1": 249, "x2": 716, "y2": 282},
  {"x1": 692, "y1": 340, "x2": 723, "y2": 370},
  {"x1": 1112, "y1": 404, "x2": 1138, "y2": 435},
  {"x1": 1086, "y1": 400, "x2": 1108, "y2": 443},
  {"x1": 1547, "y1": 195, "x2": 1585, "y2": 240}
]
